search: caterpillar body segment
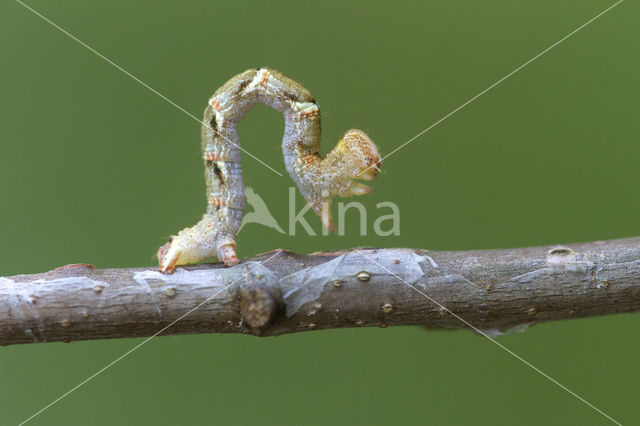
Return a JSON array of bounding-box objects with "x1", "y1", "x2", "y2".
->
[{"x1": 158, "y1": 68, "x2": 380, "y2": 273}]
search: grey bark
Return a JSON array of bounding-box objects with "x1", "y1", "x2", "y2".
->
[{"x1": 1, "y1": 237, "x2": 640, "y2": 346}]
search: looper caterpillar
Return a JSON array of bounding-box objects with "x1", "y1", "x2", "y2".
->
[{"x1": 157, "y1": 68, "x2": 381, "y2": 273}]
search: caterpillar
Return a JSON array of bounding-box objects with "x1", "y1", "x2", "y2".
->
[{"x1": 157, "y1": 68, "x2": 381, "y2": 273}]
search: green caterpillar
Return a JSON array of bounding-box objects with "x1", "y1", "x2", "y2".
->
[{"x1": 158, "y1": 68, "x2": 380, "y2": 273}]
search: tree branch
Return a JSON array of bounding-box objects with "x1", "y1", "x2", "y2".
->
[{"x1": 2, "y1": 237, "x2": 640, "y2": 345}]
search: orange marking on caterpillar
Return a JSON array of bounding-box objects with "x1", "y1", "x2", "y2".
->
[
  {"x1": 300, "y1": 154, "x2": 317, "y2": 165},
  {"x1": 203, "y1": 152, "x2": 222, "y2": 161},
  {"x1": 208, "y1": 197, "x2": 227, "y2": 207},
  {"x1": 258, "y1": 69, "x2": 270, "y2": 87},
  {"x1": 209, "y1": 99, "x2": 222, "y2": 112},
  {"x1": 299, "y1": 109, "x2": 319, "y2": 119}
]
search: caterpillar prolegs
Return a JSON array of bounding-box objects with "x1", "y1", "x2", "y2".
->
[{"x1": 157, "y1": 68, "x2": 381, "y2": 273}]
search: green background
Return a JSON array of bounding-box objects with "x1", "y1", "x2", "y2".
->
[{"x1": 1, "y1": 0, "x2": 639, "y2": 424}]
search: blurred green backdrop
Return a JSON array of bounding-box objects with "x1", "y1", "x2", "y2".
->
[{"x1": 1, "y1": 0, "x2": 639, "y2": 424}]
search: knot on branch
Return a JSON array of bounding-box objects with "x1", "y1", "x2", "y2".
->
[{"x1": 239, "y1": 282, "x2": 282, "y2": 333}]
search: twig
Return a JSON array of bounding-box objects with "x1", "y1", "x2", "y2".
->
[{"x1": 1, "y1": 237, "x2": 639, "y2": 346}]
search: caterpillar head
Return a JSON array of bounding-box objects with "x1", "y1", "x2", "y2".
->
[
  {"x1": 339, "y1": 129, "x2": 381, "y2": 182},
  {"x1": 306, "y1": 129, "x2": 381, "y2": 231},
  {"x1": 332, "y1": 129, "x2": 381, "y2": 200}
]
